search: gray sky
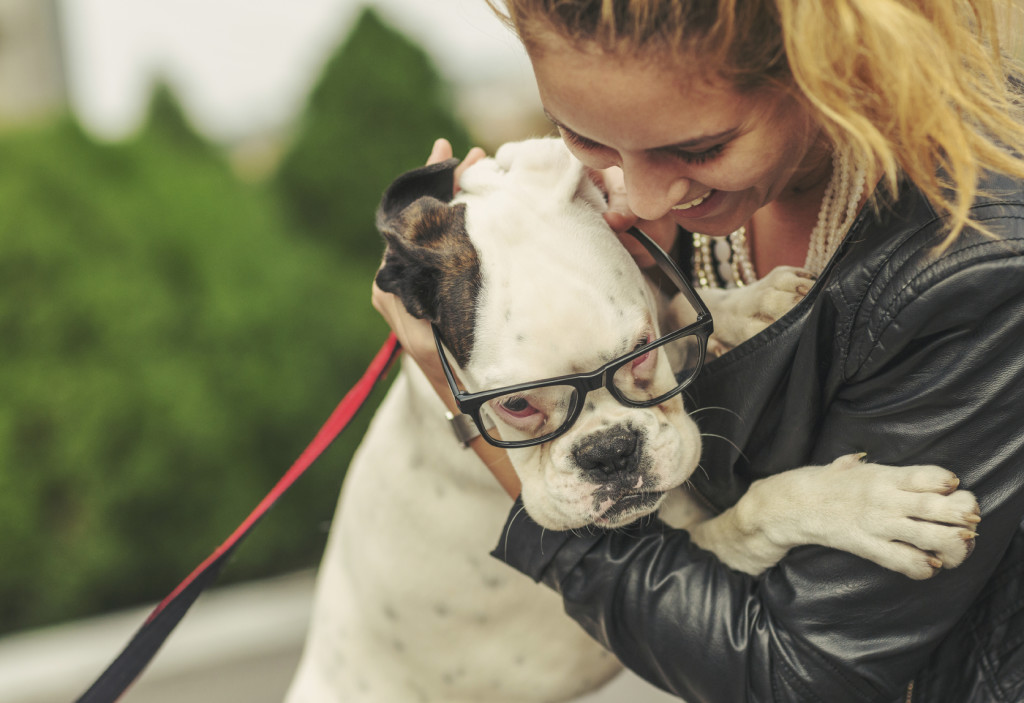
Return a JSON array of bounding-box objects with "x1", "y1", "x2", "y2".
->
[{"x1": 62, "y1": 0, "x2": 535, "y2": 141}]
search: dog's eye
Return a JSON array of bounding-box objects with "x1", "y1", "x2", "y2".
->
[
  {"x1": 496, "y1": 394, "x2": 538, "y2": 418},
  {"x1": 632, "y1": 336, "x2": 653, "y2": 368}
]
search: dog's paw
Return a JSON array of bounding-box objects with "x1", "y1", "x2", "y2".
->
[
  {"x1": 704, "y1": 266, "x2": 816, "y2": 351},
  {"x1": 810, "y1": 455, "x2": 981, "y2": 580}
]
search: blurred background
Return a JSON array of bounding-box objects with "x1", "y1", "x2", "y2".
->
[{"x1": 0, "y1": 0, "x2": 556, "y2": 699}]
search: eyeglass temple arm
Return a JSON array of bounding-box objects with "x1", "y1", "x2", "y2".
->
[
  {"x1": 626, "y1": 226, "x2": 712, "y2": 323},
  {"x1": 431, "y1": 323, "x2": 470, "y2": 409}
]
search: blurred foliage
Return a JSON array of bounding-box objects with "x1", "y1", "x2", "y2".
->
[
  {"x1": 0, "y1": 9, "x2": 470, "y2": 634},
  {"x1": 274, "y1": 8, "x2": 473, "y2": 263}
]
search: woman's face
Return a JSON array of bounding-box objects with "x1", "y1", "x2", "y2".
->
[{"x1": 528, "y1": 32, "x2": 830, "y2": 238}]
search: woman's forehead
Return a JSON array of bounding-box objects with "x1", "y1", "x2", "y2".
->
[{"x1": 531, "y1": 47, "x2": 774, "y2": 150}]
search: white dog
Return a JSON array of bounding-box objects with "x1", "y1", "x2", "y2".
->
[{"x1": 285, "y1": 139, "x2": 980, "y2": 703}]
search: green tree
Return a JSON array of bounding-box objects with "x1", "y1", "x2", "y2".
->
[
  {"x1": 273, "y1": 8, "x2": 473, "y2": 264},
  {"x1": 0, "y1": 90, "x2": 389, "y2": 633}
]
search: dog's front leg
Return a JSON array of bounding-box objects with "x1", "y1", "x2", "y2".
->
[
  {"x1": 664, "y1": 266, "x2": 815, "y2": 356},
  {"x1": 687, "y1": 454, "x2": 981, "y2": 580}
]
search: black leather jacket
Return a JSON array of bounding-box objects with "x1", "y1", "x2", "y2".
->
[{"x1": 492, "y1": 171, "x2": 1024, "y2": 702}]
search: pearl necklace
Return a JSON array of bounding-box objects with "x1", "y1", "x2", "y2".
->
[{"x1": 692, "y1": 150, "x2": 866, "y2": 289}]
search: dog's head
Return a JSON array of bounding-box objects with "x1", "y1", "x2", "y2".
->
[{"x1": 376, "y1": 138, "x2": 701, "y2": 529}]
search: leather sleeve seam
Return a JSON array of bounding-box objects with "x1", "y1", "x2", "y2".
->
[{"x1": 844, "y1": 226, "x2": 1024, "y2": 381}]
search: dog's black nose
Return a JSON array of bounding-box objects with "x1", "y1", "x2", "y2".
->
[{"x1": 573, "y1": 427, "x2": 641, "y2": 477}]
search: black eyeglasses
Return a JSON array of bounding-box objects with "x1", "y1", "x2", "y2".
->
[{"x1": 434, "y1": 226, "x2": 713, "y2": 448}]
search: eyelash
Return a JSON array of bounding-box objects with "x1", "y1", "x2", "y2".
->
[
  {"x1": 559, "y1": 127, "x2": 726, "y2": 165},
  {"x1": 672, "y1": 143, "x2": 726, "y2": 165}
]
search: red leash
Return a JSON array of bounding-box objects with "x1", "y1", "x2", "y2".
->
[{"x1": 75, "y1": 333, "x2": 402, "y2": 703}]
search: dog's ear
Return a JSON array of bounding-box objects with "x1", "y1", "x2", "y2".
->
[
  {"x1": 377, "y1": 158, "x2": 460, "y2": 220},
  {"x1": 375, "y1": 160, "x2": 480, "y2": 367}
]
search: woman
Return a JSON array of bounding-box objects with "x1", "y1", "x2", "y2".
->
[{"x1": 373, "y1": 1, "x2": 1024, "y2": 700}]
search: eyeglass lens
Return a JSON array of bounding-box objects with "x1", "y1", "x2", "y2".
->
[
  {"x1": 479, "y1": 330, "x2": 701, "y2": 444},
  {"x1": 611, "y1": 331, "x2": 702, "y2": 403}
]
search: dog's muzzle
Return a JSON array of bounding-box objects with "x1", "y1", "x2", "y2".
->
[{"x1": 572, "y1": 425, "x2": 644, "y2": 479}]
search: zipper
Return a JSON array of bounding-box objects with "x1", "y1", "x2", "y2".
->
[{"x1": 905, "y1": 679, "x2": 915, "y2": 703}]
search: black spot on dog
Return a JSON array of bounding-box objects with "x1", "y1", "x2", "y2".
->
[{"x1": 376, "y1": 166, "x2": 482, "y2": 368}]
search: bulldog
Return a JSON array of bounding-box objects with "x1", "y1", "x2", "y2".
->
[{"x1": 285, "y1": 138, "x2": 980, "y2": 703}]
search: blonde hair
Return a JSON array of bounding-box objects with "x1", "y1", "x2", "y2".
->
[{"x1": 488, "y1": 0, "x2": 1024, "y2": 244}]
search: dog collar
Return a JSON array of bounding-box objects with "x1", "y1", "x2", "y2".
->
[{"x1": 445, "y1": 410, "x2": 494, "y2": 448}]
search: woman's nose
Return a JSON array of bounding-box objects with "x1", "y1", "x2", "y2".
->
[{"x1": 620, "y1": 155, "x2": 691, "y2": 221}]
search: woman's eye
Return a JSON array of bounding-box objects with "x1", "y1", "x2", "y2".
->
[
  {"x1": 673, "y1": 143, "x2": 726, "y2": 165},
  {"x1": 559, "y1": 127, "x2": 605, "y2": 153}
]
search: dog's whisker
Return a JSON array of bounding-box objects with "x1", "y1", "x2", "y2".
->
[
  {"x1": 505, "y1": 504, "x2": 529, "y2": 559},
  {"x1": 689, "y1": 405, "x2": 744, "y2": 422},
  {"x1": 700, "y1": 432, "x2": 749, "y2": 463}
]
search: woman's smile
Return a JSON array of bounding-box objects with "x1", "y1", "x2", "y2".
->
[{"x1": 529, "y1": 29, "x2": 832, "y2": 238}]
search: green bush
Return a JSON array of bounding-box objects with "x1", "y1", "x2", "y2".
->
[
  {"x1": 0, "y1": 92, "x2": 390, "y2": 634},
  {"x1": 273, "y1": 8, "x2": 473, "y2": 264},
  {"x1": 0, "y1": 9, "x2": 474, "y2": 635}
]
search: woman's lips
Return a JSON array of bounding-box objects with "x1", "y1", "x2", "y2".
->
[
  {"x1": 673, "y1": 191, "x2": 712, "y2": 210},
  {"x1": 670, "y1": 189, "x2": 724, "y2": 223}
]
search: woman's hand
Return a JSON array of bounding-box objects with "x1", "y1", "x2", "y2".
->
[
  {"x1": 595, "y1": 165, "x2": 679, "y2": 268},
  {"x1": 371, "y1": 139, "x2": 521, "y2": 498}
]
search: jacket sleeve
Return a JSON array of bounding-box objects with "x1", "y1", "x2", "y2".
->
[{"x1": 491, "y1": 234, "x2": 1024, "y2": 702}]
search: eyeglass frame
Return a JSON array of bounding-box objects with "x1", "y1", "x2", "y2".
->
[{"x1": 432, "y1": 226, "x2": 714, "y2": 449}]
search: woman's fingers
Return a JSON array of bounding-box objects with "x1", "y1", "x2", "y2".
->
[
  {"x1": 427, "y1": 138, "x2": 454, "y2": 165},
  {"x1": 427, "y1": 139, "x2": 487, "y2": 195},
  {"x1": 454, "y1": 146, "x2": 487, "y2": 193}
]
